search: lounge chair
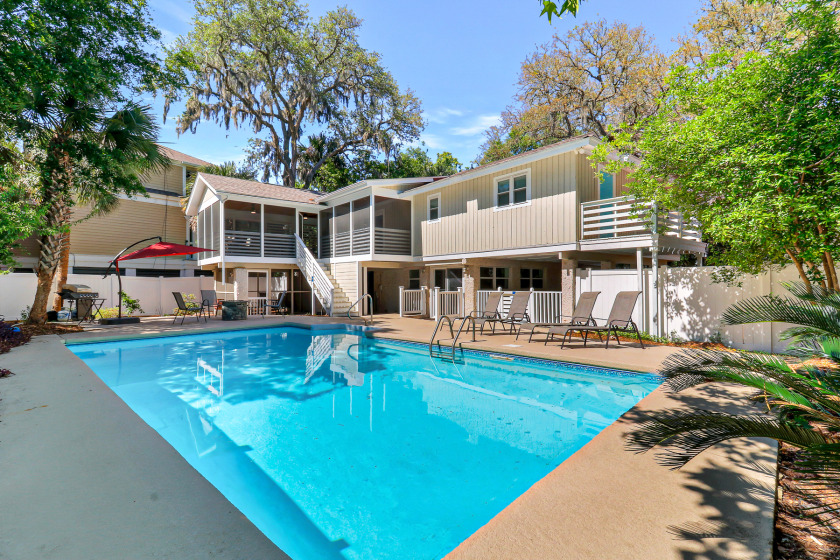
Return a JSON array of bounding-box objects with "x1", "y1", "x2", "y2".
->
[
  {"x1": 516, "y1": 291, "x2": 601, "y2": 342},
  {"x1": 200, "y1": 289, "x2": 220, "y2": 317},
  {"x1": 498, "y1": 290, "x2": 532, "y2": 334},
  {"x1": 469, "y1": 291, "x2": 504, "y2": 333},
  {"x1": 266, "y1": 292, "x2": 288, "y2": 315},
  {"x1": 550, "y1": 291, "x2": 644, "y2": 349},
  {"x1": 172, "y1": 292, "x2": 207, "y2": 324}
]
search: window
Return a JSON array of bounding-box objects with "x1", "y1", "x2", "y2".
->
[
  {"x1": 494, "y1": 170, "x2": 530, "y2": 209},
  {"x1": 427, "y1": 194, "x2": 440, "y2": 222},
  {"x1": 408, "y1": 269, "x2": 420, "y2": 290},
  {"x1": 434, "y1": 268, "x2": 462, "y2": 291},
  {"x1": 135, "y1": 268, "x2": 180, "y2": 278},
  {"x1": 479, "y1": 267, "x2": 509, "y2": 290},
  {"x1": 520, "y1": 268, "x2": 544, "y2": 290}
]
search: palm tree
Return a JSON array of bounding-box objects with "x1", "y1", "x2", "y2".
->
[
  {"x1": 28, "y1": 101, "x2": 167, "y2": 323},
  {"x1": 628, "y1": 282, "x2": 840, "y2": 520}
]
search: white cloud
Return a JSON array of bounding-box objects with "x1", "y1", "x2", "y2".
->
[
  {"x1": 425, "y1": 107, "x2": 464, "y2": 124},
  {"x1": 413, "y1": 133, "x2": 446, "y2": 150},
  {"x1": 450, "y1": 114, "x2": 501, "y2": 137}
]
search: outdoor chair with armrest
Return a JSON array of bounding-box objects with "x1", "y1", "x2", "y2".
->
[
  {"x1": 172, "y1": 292, "x2": 207, "y2": 325},
  {"x1": 200, "y1": 289, "x2": 220, "y2": 317},
  {"x1": 468, "y1": 291, "x2": 504, "y2": 333},
  {"x1": 550, "y1": 291, "x2": 644, "y2": 349},
  {"x1": 266, "y1": 292, "x2": 288, "y2": 316},
  {"x1": 497, "y1": 290, "x2": 532, "y2": 334},
  {"x1": 515, "y1": 291, "x2": 601, "y2": 342}
]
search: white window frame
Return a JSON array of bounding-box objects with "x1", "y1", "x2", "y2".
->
[
  {"x1": 493, "y1": 169, "x2": 531, "y2": 211},
  {"x1": 427, "y1": 193, "x2": 441, "y2": 223}
]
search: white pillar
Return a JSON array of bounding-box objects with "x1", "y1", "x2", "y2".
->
[
  {"x1": 219, "y1": 199, "x2": 226, "y2": 285},
  {"x1": 432, "y1": 286, "x2": 440, "y2": 320},
  {"x1": 350, "y1": 200, "x2": 355, "y2": 255},
  {"x1": 652, "y1": 248, "x2": 660, "y2": 338},
  {"x1": 369, "y1": 194, "x2": 375, "y2": 257},
  {"x1": 398, "y1": 286, "x2": 404, "y2": 317},
  {"x1": 636, "y1": 248, "x2": 645, "y2": 333},
  {"x1": 260, "y1": 204, "x2": 265, "y2": 258}
]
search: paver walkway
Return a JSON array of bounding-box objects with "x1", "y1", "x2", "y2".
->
[{"x1": 0, "y1": 315, "x2": 777, "y2": 559}]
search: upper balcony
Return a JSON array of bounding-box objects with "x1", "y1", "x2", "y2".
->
[
  {"x1": 579, "y1": 195, "x2": 705, "y2": 255},
  {"x1": 319, "y1": 196, "x2": 412, "y2": 260}
]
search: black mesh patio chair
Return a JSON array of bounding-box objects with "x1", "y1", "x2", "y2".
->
[
  {"x1": 266, "y1": 292, "x2": 289, "y2": 315},
  {"x1": 200, "y1": 289, "x2": 220, "y2": 317},
  {"x1": 172, "y1": 292, "x2": 206, "y2": 325}
]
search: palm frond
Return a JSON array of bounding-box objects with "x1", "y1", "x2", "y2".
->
[
  {"x1": 721, "y1": 294, "x2": 840, "y2": 341},
  {"x1": 627, "y1": 411, "x2": 833, "y2": 469}
]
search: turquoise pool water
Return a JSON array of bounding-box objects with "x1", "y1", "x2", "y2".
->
[{"x1": 69, "y1": 327, "x2": 660, "y2": 560}]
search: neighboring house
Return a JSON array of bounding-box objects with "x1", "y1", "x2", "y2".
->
[
  {"x1": 12, "y1": 145, "x2": 213, "y2": 278},
  {"x1": 185, "y1": 135, "x2": 707, "y2": 321}
]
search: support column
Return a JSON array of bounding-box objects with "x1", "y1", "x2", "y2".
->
[
  {"x1": 369, "y1": 194, "x2": 375, "y2": 257},
  {"x1": 636, "y1": 248, "x2": 645, "y2": 333},
  {"x1": 652, "y1": 248, "x2": 660, "y2": 338},
  {"x1": 560, "y1": 258, "x2": 577, "y2": 320},
  {"x1": 232, "y1": 268, "x2": 248, "y2": 301}
]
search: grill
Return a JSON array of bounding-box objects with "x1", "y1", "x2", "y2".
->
[{"x1": 58, "y1": 284, "x2": 104, "y2": 322}]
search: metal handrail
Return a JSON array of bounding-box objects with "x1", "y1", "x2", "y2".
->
[
  {"x1": 429, "y1": 315, "x2": 455, "y2": 357},
  {"x1": 347, "y1": 294, "x2": 373, "y2": 325},
  {"x1": 450, "y1": 316, "x2": 476, "y2": 358}
]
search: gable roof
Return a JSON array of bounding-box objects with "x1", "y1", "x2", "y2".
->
[
  {"x1": 399, "y1": 134, "x2": 599, "y2": 197},
  {"x1": 157, "y1": 145, "x2": 214, "y2": 167},
  {"x1": 198, "y1": 173, "x2": 323, "y2": 204}
]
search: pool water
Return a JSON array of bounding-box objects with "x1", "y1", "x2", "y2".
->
[{"x1": 70, "y1": 327, "x2": 660, "y2": 560}]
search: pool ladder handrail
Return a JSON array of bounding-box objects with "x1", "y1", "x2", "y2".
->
[
  {"x1": 347, "y1": 294, "x2": 374, "y2": 325},
  {"x1": 429, "y1": 315, "x2": 476, "y2": 361}
]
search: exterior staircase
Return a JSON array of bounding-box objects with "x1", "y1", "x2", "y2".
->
[{"x1": 321, "y1": 267, "x2": 352, "y2": 314}]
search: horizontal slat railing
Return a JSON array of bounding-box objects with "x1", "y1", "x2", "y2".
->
[
  {"x1": 375, "y1": 227, "x2": 411, "y2": 255},
  {"x1": 225, "y1": 230, "x2": 260, "y2": 257},
  {"x1": 580, "y1": 196, "x2": 701, "y2": 242},
  {"x1": 352, "y1": 227, "x2": 371, "y2": 255},
  {"x1": 334, "y1": 231, "x2": 351, "y2": 257},
  {"x1": 264, "y1": 233, "x2": 295, "y2": 258}
]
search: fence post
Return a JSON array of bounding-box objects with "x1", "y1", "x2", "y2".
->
[
  {"x1": 457, "y1": 286, "x2": 464, "y2": 318},
  {"x1": 421, "y1": 286, "x2": 427, "y2": 316},
  {"x1": 398, "y1": 286, "x2": 404, "y2": 317},
  {"x1": 432, "y1": 286, "x2": 440, "y2": 321}
]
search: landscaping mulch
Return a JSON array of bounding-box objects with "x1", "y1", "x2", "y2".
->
[
  {"x1": 775, "y1": 443, "x2": 840, "y2": 560},
  {"x1": 15, "y1": 322, "x2": 83, "y2": 338}
]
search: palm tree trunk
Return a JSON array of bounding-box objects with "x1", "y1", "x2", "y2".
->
[
  {"x1": 28, "y1": 189, "x2": 71, "y2": 324},
  {"x1": 53, "y1": 237, "x2": 70, "y2": 312}
]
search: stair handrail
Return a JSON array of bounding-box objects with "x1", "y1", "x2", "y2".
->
[
  {"x1": 294, "y1": 233, "x2": 334, "y2": 316},
  {"x1": 347, "y1": 294, "x2": 373, "y2": 325}
]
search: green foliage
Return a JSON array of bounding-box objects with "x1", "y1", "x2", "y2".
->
[
  {"x1": 119, "y1": 291, "x2": 144, "y2": 316},
  {"x1": 167, "y1": 0, "x2": 423, "y2": 190},
  {"x1": 592, "y1": 1, "x2": 840, "y2": 290},
  {"x1": 0, "y1": 0, "x2": 173, "y2": 323},
  {"x1": 629, "y1": 280, "x2": 840, "y2": 522},
  {"x1": 540, "y1": 0, "x2": 583, "y2": 22},
  {"x1": 94, "y1": 307, "x2": 120, "y2": 320}
]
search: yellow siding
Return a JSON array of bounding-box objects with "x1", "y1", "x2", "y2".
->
[
  {"x1": 413, "y1": 152, "x2": 579, "y2": 257},
  {"x1": 140, "y1": 165, "x2": 185, "y2": 196},
  {"x1": 70, "y1": 199, "x2": 187, "y2": 256}
]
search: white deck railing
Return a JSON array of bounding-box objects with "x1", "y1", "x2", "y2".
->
[
  {"x1": 476, "y1": 289, "x2": 563, "y2": 324},
  {"x1": 295, "y1": 233, "x2": 335, "y2": 316},
  {"x1": 398, "y1": 286, "x2": 427, "y2": 316},
  {"x1": 580, "y1": 196, "x2": 701, "y2": 241},
  {"x1": 430, "y1": 287, "x2": 464, "y2": 320},
  {"x1": 247, "y1": 296, "x2": 267, "y2": 315}
]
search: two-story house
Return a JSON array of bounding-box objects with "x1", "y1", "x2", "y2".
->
[
  {"x1": 13, "y1": 146, "x2": 212, "y2": 277},
  {"x1": 185, "y1": 135, "x2": 707, "y2": 323}
]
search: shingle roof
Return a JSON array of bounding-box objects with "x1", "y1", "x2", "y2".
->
[
  {"x1": 157, "y1": 145, "x2": 214, "y2": 167},
  {"x1": 200, "y1": 173, "x2": 322, "y2": 204}
]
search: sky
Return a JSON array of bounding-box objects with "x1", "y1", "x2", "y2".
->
[{"x1": 147, "y1": 0, "x2": 704, "y2": 169}]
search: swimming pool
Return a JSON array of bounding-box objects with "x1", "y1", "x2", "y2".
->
[{"x1": 69, "y1": 327, "x2": 660, "y2": 560}]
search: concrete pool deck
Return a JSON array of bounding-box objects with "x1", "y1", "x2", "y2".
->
[{"x1": 0, "y1": 315, "x2": 777, "y2": 559}]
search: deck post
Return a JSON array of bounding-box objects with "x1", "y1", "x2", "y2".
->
[
  {"x1": 398, "y1": 286, "x2": 404, "y2": 317},
  {"x1": 652, "y1": 247, "x2": 660, "y2": 338},
  {"x1": 636, "y1": 248, "x2": 645, "y2": 333}
]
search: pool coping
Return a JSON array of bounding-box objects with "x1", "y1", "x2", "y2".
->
[{"x1": 60, "y1": 319, "x2": 656, "y2": 375}]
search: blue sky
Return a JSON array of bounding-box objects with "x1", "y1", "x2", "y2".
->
[{"x1": 148, "y1": 0, "x2": 703, "y2": 168}]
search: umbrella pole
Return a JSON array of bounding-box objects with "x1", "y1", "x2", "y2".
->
[{"x1": 116, "y1": 262, "x2": 122, "y2": 319}]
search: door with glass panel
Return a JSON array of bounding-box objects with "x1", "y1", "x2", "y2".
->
[
  {"x1": 434, "y1": 268, "x2": 463, "y2": 291},
  {"x1": 599, "y1": 173, "x2": 615, "y2": 238}
]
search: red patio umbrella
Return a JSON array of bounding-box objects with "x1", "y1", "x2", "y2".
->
[{"x1": 103, "y1": 236, "x2": 215, "y2": 322}]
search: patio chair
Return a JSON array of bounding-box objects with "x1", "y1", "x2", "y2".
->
[
  {"x1": 498, "y1": 290, "x2": 532, "y2": 334},
  {"x1": 266, "y1": 292, "x2": 289, "y2": 316},
  {"x1": 550, "y1": 291, "x2": 644, "y2": 349},
  {"x1": 516, "y1": 291, "x2": 601, "y2": 342},
  {"x1": 172, "y1": 292, "x2": 207, "y2": 325},
  {"x1": 469, "y1": 291, "x2": 504, "y2": 333},
  {"x1": 200, "y1": 289, "x2": 220, "y2": 317}
]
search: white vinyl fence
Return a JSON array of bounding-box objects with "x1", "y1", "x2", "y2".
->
[
  {"x1": 398, "y1": 286, "x2": 427, "y2": 316},
  {"x1": 576, "y1": 265, "x2": 804, "y2": 353},
  {"x1": 0, "y1": 273, "x2": 215, "y2": 320},
  {"x1": 429, "y1": 287, "x2": 464, "y2": 320}
]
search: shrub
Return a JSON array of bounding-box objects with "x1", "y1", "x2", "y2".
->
[
  {"x1": 0, "y1": 318, "x2": 31, "y2": 355},
  {"x1": 120, "y1": 291, "x2": 144, "y2": 316}
]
